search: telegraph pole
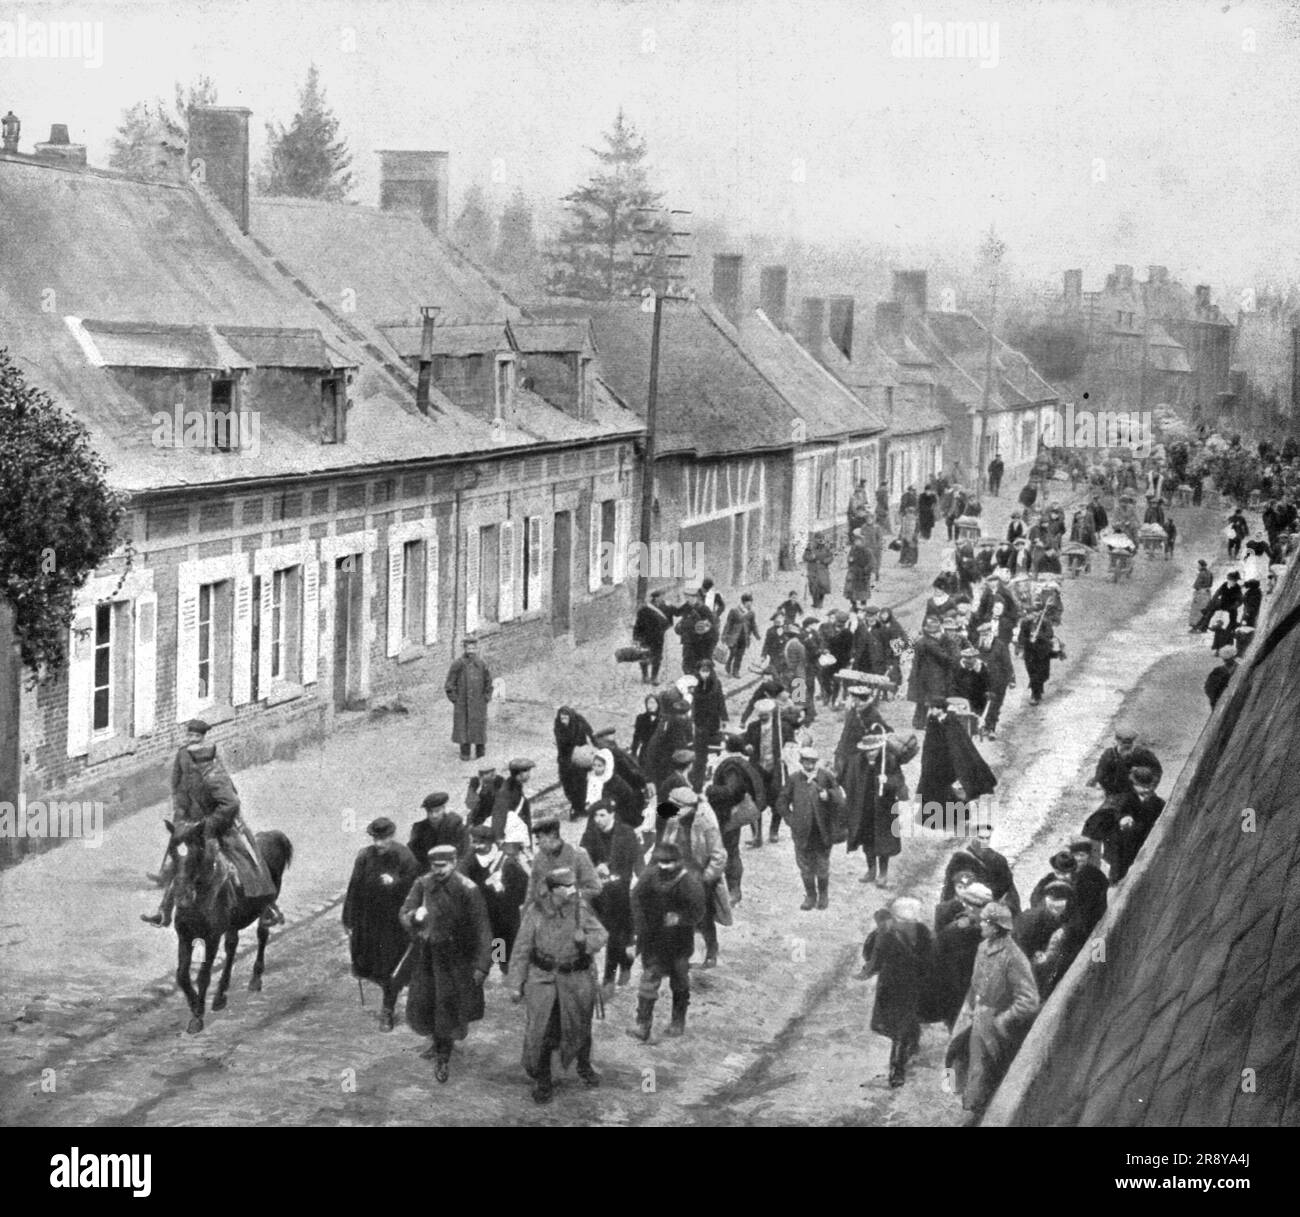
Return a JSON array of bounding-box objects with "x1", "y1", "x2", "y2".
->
[
  {"x1": 633, "y1": 208, "x2": 692, "y2": 606},
  {"x1": 977, "y1": 227, "x2": 1006, "y2": 495}
]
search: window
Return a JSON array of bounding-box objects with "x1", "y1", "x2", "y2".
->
[
  {"x1": 270, "y1": 566, "x2": 302, "y2": 682},
  {"x1": 600, "y1": 499, "x2": 616, "y2": 586},
  {"x1": 578, "y1": 357, "x2": 591, "y2": 418},
  {"x1": 210, "y1": 378, "x2": 236, "y2": 452},
  {"x1": 321, "y1": 377, "x2": 345, "y2": 444},
  {"x1": 478, "y1": 524, "x2": 501, "y2": 625},
  {"x1": 494, "y1": 358, "x2": 515, "y2": 410},
  {"x1": 402, "y1": 539, "x2": 427, "y2": 643},
  {"x1": 522, "y1": 516, "x2": 542, "y2": 612},
  {"x1": 250, "y1": 575, "x2": 261, "y2": 702},
  {"x1": 198, "y1": 582, "x2": 214, "y2": 701},
  {"x1": 92, "y1": 603, "x2": 113, "y2": 733}
]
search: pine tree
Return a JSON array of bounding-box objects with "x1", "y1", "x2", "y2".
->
[
  {"x1": 257, "y1": 64, "x2": 354, "y2": 201},
  {"x1": 451, "y1": 183, "x2": 495, "y2": 264},
  {"x1": 108, "y1": 77, "x2": 218, "y2": 182},
  {"x1": 493, "y1": 188, "x2": 542, "y2": 282},
  {"x1": 0, "y1": 348, "x2": 127, "y2": 678},
  {"x1": 547, "y1": 109, "x2": 675, "y2": 301}
]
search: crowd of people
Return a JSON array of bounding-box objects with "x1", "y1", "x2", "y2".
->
[{"x1": 328, "y1": 428, "x2": 1296, "y2": 1116}]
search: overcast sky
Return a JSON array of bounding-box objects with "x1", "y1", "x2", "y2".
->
[{"x1": 5, "y1": 0, "x2": 1300, "y2": 295}]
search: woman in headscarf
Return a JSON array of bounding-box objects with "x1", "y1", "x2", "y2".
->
[
  {"x1": 631, "y1": 694, "x2": 660, "y2": 765},
  {"x1": 585, "y1": 749, "x2": 643, "y2": 828},
  {"x1": 554, "y1": 706, "x2": 595, "y2": 820}
]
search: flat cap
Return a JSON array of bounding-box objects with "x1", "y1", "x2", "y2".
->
[
  {"x1": 508, "y1": 757, "x2": 536, "y2": 774},
  {"x1": 421, "y1": 791, "x2": 450, "y2": 810},
  {"x1": 981, "y1": 902, "x2": 1014, "y2": 929},
  {"x1": 798, "y1": 746, "x2": 820, "y2": 760},
  {"x1": 184, "y1": 718, "x2": 212, "y2": 735},
  {"x1": 546, "y1": 867, "x2": 576, "y2": 888},
  {"x1": 532, "y1": 813, "x2": 562, "y2": 835},
  {"x1": 367, "y1": 816, "x2": 396, "y2": 839},
  {"x1": 427, "y1": 844, "x2": 458, "y2": 862},
  {"x1": 1043, "y1": 880, "x2": 1075, "y2": 900},
  {"x1": 1217, "y1": 645, "x2": 1238, "y2": 659}
]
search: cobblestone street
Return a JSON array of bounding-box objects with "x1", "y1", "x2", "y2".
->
[{"x1": 0, "y1": 498, "x2": 1231, "y2": 1125}]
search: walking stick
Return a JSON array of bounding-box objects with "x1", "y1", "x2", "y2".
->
[{"x1": 358, "y1": 978, "x2": 366, "y2": 1007}]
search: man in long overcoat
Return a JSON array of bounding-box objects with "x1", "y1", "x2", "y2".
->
[
  {"x1": 862, "y1": 898, "x2": 934, "y2": 1088},
  {"x1": 342, "y1": 816, "x2": 420, "y2": 1030},
  {"x1": 399, "y1": 845, "x2": 494, "y2": 1081},
  {"x1": 844, "y1": 732, "x2": 916, "y2": 887},
  {"x1": 508, "y1": 867, "x2": 608, "y2": 1104},
  {"x1": 803, "y1": 534, "x2": 833, "y2": 608},
  {"x1": 945, "y1": 902, "x2": 1040, "y2": 1119},
  {"x1": 775, "y1": 747, "x2": 847, "y2": 911},
  {"x1": 445, "y1": 636, "x2": 493, "y2": 760},
  {"x1": 908, "y1": 617, "x2": 958, "y2": 730}
]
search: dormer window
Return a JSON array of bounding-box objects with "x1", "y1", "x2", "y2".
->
[
  {"x1": 321, "y1": 375, "x2": 346, "y2": 444},
  {"x1": 578, "y1": 356, "x2": 591, "y2": 418},
  {"x1": 210, "y1": 376, "x2": 236, "y2": 451},
  {"x1": 495, "y1": 356, "x2": 515, "y2": 411}
]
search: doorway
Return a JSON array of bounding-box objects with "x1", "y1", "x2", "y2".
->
[
  {"x1": 551, "y1": 510, "x2": 572, "y2": 635},
  {"x1": 333, "y1": 555, "x2": 364, "y2": 710}
]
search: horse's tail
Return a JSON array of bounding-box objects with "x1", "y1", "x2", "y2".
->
[{"x1": 257, "y1": 830, "x2": 294, "y2": 891}]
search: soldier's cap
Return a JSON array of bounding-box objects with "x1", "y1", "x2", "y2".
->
[
  {"x1": 546, "y1": 867, "x2": 577, "y2": 889},
  {"x1": 1217, "y1": 645, "x2": 1238, "y2": 659},
  {"x1": 367, "y1": 816, "x2": 397, "y2": 839},
  {"x1": 477, "y1": 763, "x2": 498, "y2": 776},
  {"x1": 508, "y1": 758, "x2": 536, "y2": 774},
  {"x1": 960, "y1": 882, "x2": 994, "y2": 907},
  {"x1": 532, "y1": 814, "x2": 562, "y2": 836},
  {"x1": 861, "y1": 604, "x2": 881, "y2": 615},
  {"x1": 671, "y1": 748, "x2": 696, "y2": 766},
  {"x1": 980, "y1": 902, "x2": 1014, "y2": 929},
  {"x1": 798, "y1": 747, "x2": 820, "y2": 761},
  {"x1": 1129, "y1": 765, "x2": 1157, "y2": 786},
  {"x1": 1043, "y1": 880, "x2": 1074, "y2": 900},
  {"x1": 427, "y1": 845, "x2": 459, "y2": 862},
  {"x1": 652, "y1": 843, "x2": 682, "y2": 864},
  {"x1": 470, "y1": 824, "x2": 496, "y2": 843},
  {"x1": 668, "y1": 786, "x2": 699, "y2": 808},
  {"x1": 422, "y1": 791, "x2": 450, "y2": 810},
  {"x1": 1114, "y1": 727, "x2": 1137, "y2": 741},
  {"x1": 184, "y1": 718, "x2": 212, "y2": 735}
]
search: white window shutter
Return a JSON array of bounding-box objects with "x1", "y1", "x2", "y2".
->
[
  {"x1": 232, "y1": 575, "x2": 254, "y2": 705},
  {"x1": 540, "y1": 513, "x2": 554, "y2": 609},
  {"x1": 588, "y1": 499, "x2": 602, "y2": 593},
  {"x1": 175, "y1": 586, "x2": 199, "y2": 723},
  {"x1": 527, "y1": 516, "x2": 543, "y2": 610},
  {"x1": 499, "y1": 520, "x2": 516, "y2": 621},
  {"x1": 301, "y1": 560, "x2": 320, "y2": 684},
  {"x1": 65, "y1": 611, "x2": 94, "y2": 757},
  {"x1": 465, "y1": 527, "x2": 481, "y2": 634},
  {"x1": 386, "y1": 541, "x2": 405, "y2": 657},
  {"x1": 424, "y1": 531, "x2": 440, "y2": 643},
  {"x1": 133, "y1": 591, "x2": 158, "y2": 736},
  {"x1": 258, "y1": 575, "x2": 274, "y2": 695},
  {"x1": 614, "y1": 499, "x2": 629, "y2": 586}
]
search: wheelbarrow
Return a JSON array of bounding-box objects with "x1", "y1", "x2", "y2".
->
[
  {"x1": 1108, "y1": 549, "x2": 1134, "y2": 582},
  {"x1": 1064, "y1": 543, "x2": 1094, "y2": 577}
]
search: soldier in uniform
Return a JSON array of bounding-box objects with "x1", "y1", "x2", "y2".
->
[
  {"x1": 398, "y1": 845, "x2": 494, "y2": 1082},
  {"x1": 342, "y1": 817, "x2": 419, "y2": 1031},
  {"x1": 508, "y1": 867, "x2": 608, "y2": 1104}
]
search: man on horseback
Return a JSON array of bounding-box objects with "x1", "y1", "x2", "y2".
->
[{"x1": 142, "y1": 719, "x2": 280, "y2": 927}]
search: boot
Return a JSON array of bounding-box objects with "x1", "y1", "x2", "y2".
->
[
  {"x1": 532, "y1": 1054, "x2": 554, "y2": 1104},
  {"x1": 816, "y1": 877, "x2": 830, "y2": 910},
  {"x1": 663, "y1": 992, "x2": 688, "y2": 1038},
  {"x1": 379, "y1": 1008, "x2": 395, "y2": 1033},
  {"x1": 627, "y1": 998, "x2": 655, "y2": 1042},
  {"x1": 859, "y1": 860, "x2": 877, "y2": 884},
  {"x1": 576, "y1": 1045, "x2": 601, "y2": 1088},
  {"x1": 800, "y1": 880, "x2": 817, "y2": 911}
]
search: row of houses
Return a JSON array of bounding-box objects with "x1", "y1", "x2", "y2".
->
[{"x1": 0, "y1": 106, "x2": 1060, "y2": 829}]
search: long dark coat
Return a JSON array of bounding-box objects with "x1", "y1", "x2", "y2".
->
[
  {"x1": 864, "y1": 920, "x2": 935, "y2": 1041},
  {"x1": 399, "y1": 871, "x2": 494, "y2": 1041},
  {"x1": 917, "y1": 715, "x2": 998, "y2": 811},
  {"x1": 967, "y1": 839, "x2": 1021, "y2": 914},
  {"x1": 908, "y1": 634, "x2": 957, "y2": 707},
  {"x1": 692, "y1": 674, "x2": 729, "y2": 748},
  {"x1": 843, "y1": 742, "x2": 912, "y2": 859},
  {"x1": 409, "y1": 812, "x2": 469, "y2": 875},
  {"x1": 554, "y1": 707, "x2": 595, "y2": 814},
  {"x1": 445, "y1": 654, "x2": 493, "y2": 746},
  {"x1": 930, "y1": 913, "x2": 983, "y2": 1027},
  {"x1": 775, "y1": 769, "x2": 846, "y2": 854},
  {"x1": 342, "y1": 841, "x2": 420, "y2": 985},
  {"x1": 580, "y1": 819, "x2": 643, "y2": 938},
  {"x1": 489, "y1": 779, "x2": 532, "y2": 843},
  {"x1": 642, "y1": 711, "x2": 694, "y2": 790},
  {"x1": 460, "y1": 849, "x2": 529, "y2": 968}
]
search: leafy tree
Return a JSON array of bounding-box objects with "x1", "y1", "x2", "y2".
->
[
  {"x1": 547, "y1": 109, "x2": 675, "y2": 301},
  {"x1": 451, "y1": 183, "x2": 495, "y2": 264},
  {"x1": 0, "y1": 349, "x2": 128, "y2": 681},
  {"x1": 108, "y1": 76, "x2": 218, "y2": 182},
  {"x1": 493, "y1": 187, "x2": 542, "y2": 281},
  {"x1": 257, "y1": 64, "x2": 353, "y2": 201}
]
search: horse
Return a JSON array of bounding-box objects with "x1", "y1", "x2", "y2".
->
[{"x1": 164, "y1": 818, "x2": 293, "y2": 1034}]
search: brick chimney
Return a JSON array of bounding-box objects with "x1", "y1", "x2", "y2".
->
[
  {"x1": 828, "y1": 295, "x2": 855, "y2": 361},
  {"x1": 188, "y1": 107, "x2": 251, "y2": 234},
  {"x1": 875, "y1": 300, "x2": 905, "y2": 344},
  {"x1": 712, "y1": 254, "x2": 743, "y2": 327},
  {"x1": 34, "y1": 123, "x2": 87, "y2": 167},
  {"x1": 378, "y1": 150, "x2": 449, "y2": 234},
  {"x1": 1113, "y1": 263, "x2": 1134, "y2": 290},
  {"x1": 893, "y1": 270, "x2": 928, "y2": 318},
  {"x1": 1195, "y1": 284, "x2": 1212, "y2": 313},
  {"x1": 1063, "y1": 269, "x2": 1082, "y2": 308},
  {"x1": 759, "y1": 266, "x2": 788, "y2": 330},
  {"x1": 1147, "y1": 265, "x2": 1168, "y2": 286},
  {"x1": 800, "y1": 297, "x2": 827, "y2": 356}
]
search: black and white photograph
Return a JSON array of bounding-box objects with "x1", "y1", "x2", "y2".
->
[{"x1": 1, "y1": 0, "x2": 1297, "y2": 1158}]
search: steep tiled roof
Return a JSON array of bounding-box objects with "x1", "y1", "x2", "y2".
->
[
  {"x1": 531, "y1": 299, "x2": 800, "y2": 458},
  {"x1": 913, "y1": 310, "x2": 1059, "y2": 411}
]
